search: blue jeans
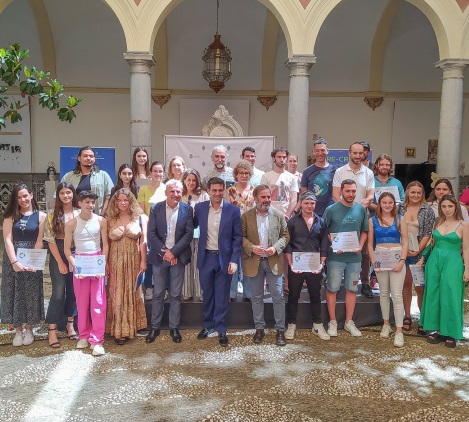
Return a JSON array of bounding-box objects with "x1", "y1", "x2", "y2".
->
[
  {"x1": 327, "y1": 261, "x2": 361, "y2": 293},
  {"x1": 245, "y1": 258, "x2": 285, "y2": 331}
]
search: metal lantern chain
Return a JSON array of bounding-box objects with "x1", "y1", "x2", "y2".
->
[{"x1": 202, "y1": 0, "x2": 232, "y2": 93}]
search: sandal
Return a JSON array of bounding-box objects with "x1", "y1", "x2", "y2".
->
[
  {"x1": 67, "y1": 318, "x2": 78, "y2": 340},
  {"x1": 48, "y1": 328, "x2": 61, "y2": 349},
  {"x1": 427, "y1": 332, "x2": 445, "y2": 344},
  {"x1": 445, "y1": 337, "x2": 456, "y2": 348},
  {"x1": 402, "y1": 316, "x2": 412, "y2": 332},
  {"x1": 417, "y1": 325, "x2": 426, "y2": 336}
]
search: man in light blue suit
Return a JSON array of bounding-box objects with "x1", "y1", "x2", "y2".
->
[
  {"x1": 194, "y1": 177, "x2": 242, "y2": 346},
  {"x1": 146, "y1": 180, "x2": 194, "y2": 344}
]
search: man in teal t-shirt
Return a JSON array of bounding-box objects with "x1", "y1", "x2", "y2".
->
[{"x1": 323, "y1": 179, "x2": 368, "y2": 338}]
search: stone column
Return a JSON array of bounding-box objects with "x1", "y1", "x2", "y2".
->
[
  {"x1": 285, "y1": 55, "x2": 316, "y2": 170},
  {"x1": 124, "y1": 52, "x2": 156, "y2": 160},
  {"x1": 435, "y1": 59, "x2": 467, "y2": 196}
]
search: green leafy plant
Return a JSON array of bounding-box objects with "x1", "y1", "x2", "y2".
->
[{"x1": 0, "y1": 43, "x2": 81, "y2": 129}]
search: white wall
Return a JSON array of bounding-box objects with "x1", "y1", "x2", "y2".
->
[{"x1": 30, "y1": 93, "x2": 469, "y2": 185}]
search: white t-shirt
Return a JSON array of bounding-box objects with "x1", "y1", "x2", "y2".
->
[
  {"x1": 333, "y1": 163, "x2": 375, "y2": 204},
  {"x1": 261, "y1": 170, "x2": 299, "y2": 214}
]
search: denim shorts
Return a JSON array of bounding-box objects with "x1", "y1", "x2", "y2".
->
[
  {"x1": 327, "y1": 260, "x2": 361, "y2": 293},
  {"x1": 405, "y1": 255, "x2": 419, "y2": 266}
]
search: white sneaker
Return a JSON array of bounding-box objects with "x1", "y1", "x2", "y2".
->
[
  {"x1": 327, "y1": 320, "x2": 338, "y2": 337},
  {"x1": 285, "y1": 323, "x2": 296, "y2": 340},
  {"x1": 313, "y1": 323, "x2": 331, "y2": 341},
  {"x1": 76, "y1": 338, "x2": 89, "y2": 349},
  {"x1": 344, "y1": 320, "x2": 362, "y2": 337},
  {"x1": 380, "y1": 324, "x2": 393, "y2": 338},
  {"x1": 92, "y1": 344, "x2": 105, "y2": 356},
  {"x1": 12, "y1": 331, "x2": 23, "y2": 347},
  {"x1": 394, "y1": 332, "x2": 405, "y2": 348},
  {"x1": 145, "y1": 288, "x2": 153, "y2": 301},
  {"x1": 22, "y1": 329, "x2": 34, "y2": 346}
]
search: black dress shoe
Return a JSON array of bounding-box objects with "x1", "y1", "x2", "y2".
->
[
  {"x1": 146, "y1": 328, "x2": 160, "y2": 343},
  {"x1": 218, "y1": 333, "x2": 229, "y2": 347},
  {"x1": 114, "y1": 338, "x2": 126, "y2": 346},
  {"x1": 360, "y1": 284, "x2": 374, "y2": 298},
  {"x1": 197, "y1": 328, "x2": 214, "y2": 340},
  {"x1": 170, "y1": 328, "x2": 182, "y2": 343},
  {"x1": 253, "y1": 329, "x2": 265, "y2": 343},
  {"x1": 276, "y1": 330, "x2": 286, "y2": 346}
]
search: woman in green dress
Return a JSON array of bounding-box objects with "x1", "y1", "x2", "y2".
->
[{"x1": 418, "y1": 194, "x2": 469, "y2": 348}]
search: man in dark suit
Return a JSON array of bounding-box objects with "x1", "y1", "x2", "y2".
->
[
  {"x1": 194, "y1": 177, "x2": 242, "y2": 346},
  {"x1": 146, "y1": 179, "x2": 194, "y2": 343}
]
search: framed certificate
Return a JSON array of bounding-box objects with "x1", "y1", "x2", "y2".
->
[
  {"x1": 16, "y1": 248, "x2": 47, "y2": 271},
  {"x1": 409, "y1": 264, "x2": 425, "y2": 286},
  {"x1": 375, "y1": 186, "x2": 400, "y2": 203},
  {"x1": 74, "y1": 255, "x2": 106, "y2": 277},
  {"x1": 374, "y1": 248, "x2": 401, "y2": 271},
  {"x1": 331, "y1": 232, "x2": 360, "y2": 252},
  {"x1": 292, "y1": 252, "x2": 321, "y2": 272}
]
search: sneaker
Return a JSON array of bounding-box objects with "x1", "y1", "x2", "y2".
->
[
  {"x1": 76, "y1": 338, "x2": 89, "y2": 349},
  {"x1": 285, "y1": 323, "x2": 296, "y2": 340},
  {"x1": 394, "y1": 332, "x2": 405, "y2": 348},
  {"x1": 344, "y1": 320, "x2": 362, "y2": 337},
  {"x1": 380, "y1": 324, "x2": 393, "y2": 338},
  {"x1": 313, "y1": 323, "x2": 331, "y2": 341},
  {"x1": 22, "y1": 329, "x2": 34, "y2": 346},
  {"x1": 327, "y1": 320, "x2": 338, "y2": 337},
  {"x1": 12, "y1": 331, "x2": 23, "y2": 347},
  {"x1": 92, "y1": 344, "x2": 105, "y2": 356},
  {"x1": 145, "y1": 288, "x2": 153, "y2": 301}
]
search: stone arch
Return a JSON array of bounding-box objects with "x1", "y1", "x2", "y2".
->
[{"x1": 304, "y1": 0, "x2": 460, "y2": 60}]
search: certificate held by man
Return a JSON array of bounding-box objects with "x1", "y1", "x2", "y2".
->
[
  {"x1": 16, "y1": 248, "x2": 47, "y2": 271},
  {"x1": 292, "y1": 252, "x2": 321, "y2": 272},
  {"x1": 74, "y1": 254, "x2": 106, "y2": 277},
  {"x1": 330, "y1": 232, "x2": 360, "y2": 252}
]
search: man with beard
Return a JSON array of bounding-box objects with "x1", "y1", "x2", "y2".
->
[
  {"x1": 202, "y1": 145, "x2": 235, "y2": 189},
  {"x1": 368, "y1": 154, "x2": 405, "y2": 215},
  {"x1": 323, "y1": 179, "x2": 368, "y2": 338},
  {"x1": 332, "y1": 142, "x2": 375, "y2": 298},
  {"x1": 300, "y1": 138, "x2": 336, "y2": 217},
  {"x1": 261, "y1": 147, "x2": 298, "y2": 220},
  {"x1": 60, "y1": 146, "x2": 113, "y2": 216},
  {"x1": 241, "y1": 184, "x2": 289, "y2": 346}
]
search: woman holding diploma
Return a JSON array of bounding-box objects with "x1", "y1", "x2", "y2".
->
[
  {"x1": 398, "y1": 181, "x2": 435, "y2": 334},
  {"x1": 1, "y1": 183, "x2": 46, "y2": 346},
  {"x1": 44, "y1": 182, "x2": 79, "y2": 348},
  {"x1": 418, "y1": 195, "x2": 469, "y2": 348},
  {"x1": 65, "y1": 190, "x2": 108, "y2": 356},
  {"x1": 368, "y1": 192, "x2": 407, "y2": 347},
  {"x1": 106, "y1": 189, "x2": 148, "y2": 345}
]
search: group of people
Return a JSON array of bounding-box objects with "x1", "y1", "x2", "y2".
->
[{"x1": 1, "y1": 140, "x2": 468, "y2": 355}]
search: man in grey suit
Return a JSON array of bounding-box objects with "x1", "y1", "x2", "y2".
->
[
  {"x1": 146, "y1": 179, "x2": 194, "y2": 343},
  {"x1": 241, "y1": 184, "x2": 289, "y2": 346}
]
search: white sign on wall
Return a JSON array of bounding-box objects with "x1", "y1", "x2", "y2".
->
[
  {"x1": 164, "y1": 135, "x2": 275, "y2": 173},
  {"x1": 0, "y1": 97, "x2": 31, "y2": 173}
]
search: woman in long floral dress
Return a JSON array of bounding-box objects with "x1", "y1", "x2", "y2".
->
[{"x1": 106, "y1": 188, "x2": 148, "y2": 344}]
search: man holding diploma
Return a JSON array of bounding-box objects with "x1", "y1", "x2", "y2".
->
[
  {"x1": 323, "y1": 179, "x2": 368, "y2": 337},
  {"x1": 284, "y1": 191, "x2": 329, "y2": 341},
  {"x1": 65, "y1": 190, "x2": 108, "y2": 356}
]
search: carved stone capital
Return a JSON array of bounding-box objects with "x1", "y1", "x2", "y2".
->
[
  {"x1": 285, "y1": 55, "x2": 316, "y2": 77},
  {"x1": 257, "y1": 95, "x2": 277, "y2": 110},
  {"x1": 435, "y1": 59, "x2": 469, "y2": 79},
  {"x1": 152, "y1": 94, "x2": 171, "y2": 109},
  {"x1": 124, "y1": 52, "x2": 155, "y2": 74},
  {"x1": 364, "y1": 96, "x2": 384, "y2": 111}
]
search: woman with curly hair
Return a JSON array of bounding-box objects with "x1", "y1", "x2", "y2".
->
[
  {"x1": 106, "y1": 188, "x2": 148, "y2": 344},
  {"x1": 1, "y1": 183, "x2": 46, "y2": 347},
  {"x1": 44, "y1": 182, "x2": 79, "y2": 348}
]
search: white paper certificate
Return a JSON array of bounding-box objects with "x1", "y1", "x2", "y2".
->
[
  {"x1": 375, "y1": 186, "x2": 400, "y2": 203},
  {"x1": 331, "y1": 232, "x2": 360, "y2": 252},
  {"x1": 409, "y1": 264, "x2": 425, "y2": 286},
  {"x1": 74, "y1": 255, "x2": 106, "y2": 277},
  {"x1": 16, "y1": 248, "x2": 47, "y2": 271},
  {"x1": 373, "y1": 248, "x2": 402, "y2": 271},
  {"x1": 292, "y1": 252, "x2": 321, "y2": 272}
]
